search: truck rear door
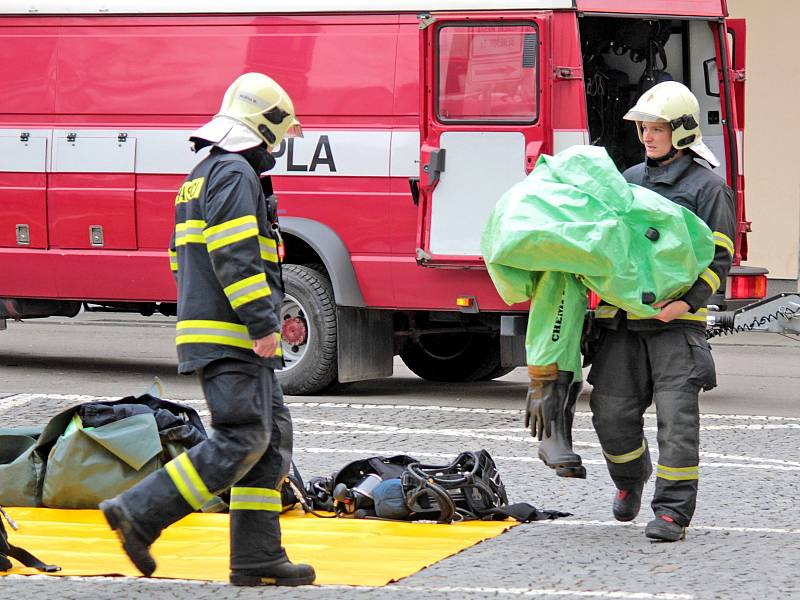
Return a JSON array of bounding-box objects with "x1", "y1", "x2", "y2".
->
[
  {"x1": 720, "y1": 18, "x2": 747, "y2": 264},
  {"x1": 416, "y1": 12, "x2": 549, "y2": 267}
]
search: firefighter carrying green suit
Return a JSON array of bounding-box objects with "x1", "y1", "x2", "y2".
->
[
  {"x1": 100, "y1": 73, "x2": 315, "y2": 585},
  {"x1": 482, "y1": 81, "x2": 735, "y2": 542},
  {"x1": 591, "y1": 82, "x2": 735, "y2": 542}
]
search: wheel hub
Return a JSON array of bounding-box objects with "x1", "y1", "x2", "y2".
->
[{"x1": 282, "y1": 316, "x2": 308, "y2": 346}]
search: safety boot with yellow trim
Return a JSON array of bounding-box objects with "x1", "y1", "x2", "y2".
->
[
  {"x1": 229, "y1": 494, "x2": 316, "y2": 586},
  {"x1": 99, "y1": 498, "x2": 156, "y2": 577},
  {"x1": 230, "y1": 560, "x2": 316, "y2": 586}
]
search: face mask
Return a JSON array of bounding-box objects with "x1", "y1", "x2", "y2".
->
[{"x1": 238, "y1": 145, "x2": 276, "y2": 176}]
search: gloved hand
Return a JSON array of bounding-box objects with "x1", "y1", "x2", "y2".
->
[{"x1": 525, "y1": 381, "x2": 556, "y2": 441}]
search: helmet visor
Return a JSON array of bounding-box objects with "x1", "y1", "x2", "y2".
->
[{"x1": 623, "y1": 109, "x2": 668, "y2": 123}]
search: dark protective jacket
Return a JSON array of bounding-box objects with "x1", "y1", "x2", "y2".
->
[
  {"x1": 169, "y1": 149, "x2": 284, "y2": 373},
  {"x1": 596, "y1": 153, "x2": 736, "y2": 331}
]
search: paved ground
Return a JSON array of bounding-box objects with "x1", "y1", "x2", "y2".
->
[{"x1": 0, "y1": 314, "x2": 798, "y2": 599}]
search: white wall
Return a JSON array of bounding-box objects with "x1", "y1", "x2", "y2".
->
[{"x1": 727, "y1": 0, "x2": 800, "y2": 285}]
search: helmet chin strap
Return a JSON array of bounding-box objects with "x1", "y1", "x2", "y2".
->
[{"x1": 650, "y1": 146, "x2": 679, "y2": 164}]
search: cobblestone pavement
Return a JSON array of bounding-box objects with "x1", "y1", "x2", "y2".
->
[{"x1": 1, "y1": 391, "x2": 798, "y2": 600}]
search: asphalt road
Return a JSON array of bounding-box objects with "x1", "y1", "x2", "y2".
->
[{"x1": 0, "y1": 313, "x2": 798, "y2": 599}]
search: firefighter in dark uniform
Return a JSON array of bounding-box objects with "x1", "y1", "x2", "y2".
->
[
  {"x1": 100, "y1": 73, "x2": 315, "y2": 585},
  {"x1": 588, "y1": 81, "x2": 736, "y2": 542}
]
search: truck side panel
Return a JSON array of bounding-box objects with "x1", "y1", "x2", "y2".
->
[{"x1": 0, "y1": 15, "x2": 409, "y2": 305}]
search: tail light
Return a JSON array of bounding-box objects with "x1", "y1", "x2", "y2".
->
[
  {"x1": 587, "y1": 290, "x2": 600, "y2": 310},
  {"x1": 727, "y1": 274, "x2": 767, "y2": 299}
]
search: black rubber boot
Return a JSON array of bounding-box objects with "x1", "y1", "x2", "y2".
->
[
  {"x1": 230, "y1": 560, "x2": 316, "y2": 586},
  {"x1": 613, "y1": 458, "x2": 653, "y2": 522},
  {"x1": 99, "y1": 498, "x2": 157, "y2": 577},
  {"x1": 554, "y1": 379, "x2": 587, "y2": 478},
  {"x1": 645, "y1": 514, "x2": 686, "y2": 542},
  {"x1": 230, "y1": 505, "x2": 316, "y2": 586},
  {"x1": 526, "y1": 367, "x2": 585, "y2": 479}
]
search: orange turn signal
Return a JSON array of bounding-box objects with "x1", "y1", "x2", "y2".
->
[{"x1": 456, "y1": 296, "x2": 474, "y2": 308}]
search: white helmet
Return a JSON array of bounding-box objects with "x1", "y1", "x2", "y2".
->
[
  {"x1": 624, "y1": 81, "x2": 719, "y2": 167},
  {"x1": 191, "y1": 73, "x2": 303, "y2": 152}
]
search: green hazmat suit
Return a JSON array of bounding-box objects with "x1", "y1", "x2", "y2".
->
[{"x1": 481, "y1": 145, "x2": 715, "y2": 380}]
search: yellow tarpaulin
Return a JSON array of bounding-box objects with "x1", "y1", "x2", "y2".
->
[{"x1": 1, "y1": 507, "x2": 516, "y2": 586}]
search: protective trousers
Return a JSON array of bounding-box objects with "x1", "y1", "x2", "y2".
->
[
  {"x1": 114, "y1": 358, "x2": 294, "y2": 570},
  {"x1": 587, "y1": 321, "x2": 716, "y2": 526}
]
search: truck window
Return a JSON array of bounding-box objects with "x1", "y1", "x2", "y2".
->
[{"x1": 437, "y1": 24, "x2": 539, "y2": 124}]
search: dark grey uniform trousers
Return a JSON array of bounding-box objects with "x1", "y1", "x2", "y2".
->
[
  {"x1": 588, "y1": 320, "x2": 716, "y2": 526},
  {"x1": 115, "y1": 358, "x2": 294, "y2": 570}
]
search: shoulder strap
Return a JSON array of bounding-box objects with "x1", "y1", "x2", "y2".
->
[
  {"x1": 0, "y1": 511, "x2": 60, "y2": 573},
  {"x1": 479, "y1": 503, "x2": 572, "y2": 523}
]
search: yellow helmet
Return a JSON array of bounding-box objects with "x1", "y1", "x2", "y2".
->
[
  {"x1": 623, "y1": 81, "x2": 719, "y2": 166},
  {"x1": 190, "y1": 72, "x2": 302, "y2": 152},
  {"x1": 218, "y1": 72, "x2": 302, "y2": 148}
]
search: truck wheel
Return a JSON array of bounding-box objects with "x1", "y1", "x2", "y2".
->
[
  {"x1": 477, "y1": 364, "x2": 516, "y2": 381},
  {"x1": 400, "y1": 332, "x2": 504, "y2": 382},
  {"x1": 276, "y1": 264, "x2": 338, "y2": 395}
]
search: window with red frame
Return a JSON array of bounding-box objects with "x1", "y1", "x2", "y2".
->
[{"x1": 437, "y1": 24, "x2": 539, "y2": 123}]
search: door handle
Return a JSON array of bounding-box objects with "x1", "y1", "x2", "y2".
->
[
  {"x1": 408, "y1": 177, "x2": 420, "y2": 206},
  {"x1": 525, "y1": 140, "x2": 544, "y2": 174},
  {"x1": 422, "y1": 148, "x2": 446, "y2": 186},
  {"x1": 703, "y1": 57, "x2": 720, "y2": 98}
]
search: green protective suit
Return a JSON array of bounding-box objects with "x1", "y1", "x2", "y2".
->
[{"x1": 481, "y1": 145, "x2": 715, "y2": 380}]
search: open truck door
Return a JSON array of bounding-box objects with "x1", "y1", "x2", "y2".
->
[
  {"x1": 713, "y1": 17, "x2": 766, "y2": 302},
  {"x1": 415, "y1": 12, "x2": 549, "y2": 267}
]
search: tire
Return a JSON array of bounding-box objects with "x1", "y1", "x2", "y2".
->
[
  {"x1": 276, "y1": 264, "x2": 338, "y2": 395},
  {"x1": 400, "y1": 331, "x2": 505, "y2": 382},
  {"x1": 301, "y1": 262, "x2": 326, "y2": 276},
  {"x1": 477, "y1": 364, "x2": 516, "y2": 381}
]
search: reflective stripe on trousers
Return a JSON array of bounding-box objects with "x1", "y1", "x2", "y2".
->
[
  {"x1": 230, "y1": 486, "x2": 282, "y2": 511},
  {"x1": 165, "y1": 452, "x2": 213, "y2": 510}
]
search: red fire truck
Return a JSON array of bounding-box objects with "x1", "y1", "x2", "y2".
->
[{"x1": 0, "y1": 0, "x2": 764, "y2": 394}]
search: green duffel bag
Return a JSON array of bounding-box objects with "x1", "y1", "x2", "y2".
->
[
  {"x1": 0, "y1": 433, "x2": 44, "y2": 507},
  {"x1": 40, "y1": 412, "x2": 163, "y2": 509}
]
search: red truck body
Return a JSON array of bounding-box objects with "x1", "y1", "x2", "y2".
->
[{"x1": 0, "y1": 1, "x2": 761, "y2": 393}]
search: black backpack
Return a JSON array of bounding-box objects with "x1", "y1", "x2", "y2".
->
[{"x1": 285, "y1": 450, "x2": 571, "y2": 524}]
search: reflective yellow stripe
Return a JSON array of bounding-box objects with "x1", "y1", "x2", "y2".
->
[
  {"x1": 699, "y1": 268, "x2": 721, "y2": 293},
  {"x1": 165, "y1": 452, "x2": 213, "y2": 509},
  {"x1": 175, "y1": 177, "x2": 205, "y2": 205},
  {"x1": 603, "y1": 440, "x2": 647, "y2": 464},
  {"x1": 176, "y1": 319, "x2": 252, "y2": 349},
  {"x1": 175, "y1": 320, "x2": 282, "y2": 356},
  {"x1": 168, "y1": 249, "x2": 178, "y2": 272},
  {"x1": 229, "y1": 288, "x2": 271, "y2": 309},
  {"x1": 595, "y1": 306, "x2": 619, "y2": 319},
  {"x1": 713, "y1": 231, "x2": 734, "y2": 256},
  {"x1": 259, "y1": 235, "x2": 279, "y2": 262},
  {"x1": 204, "y1": 215, "x2": 259, "y2": 252},
  {"x1": 176, "y1": 336, "x2": 251, "y2": 349},
  {"x1": 175, "y1": 220, "x2": 207, "y2": 246},
  {"x1": 224, "y1": 273, "x2": 272, "y2": 309},
  {"x1": 629, "y1": 307, "x2": 708, "y2": 323},
  {"x1": 174, "y1": 234, "x2": 204, "y2": 246},
  {"x1": 229, "y1": 486, "x2": 282, "y2": 511},
  {"x1": 179, "y1": 220, "x2": 207, "y2": 229},
  {"x1": 656, "y1": 463, "x2": 699, "y2": 481},
  {"x1": 675, "y1": 309, "x2": 709, "y2": 322}
]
